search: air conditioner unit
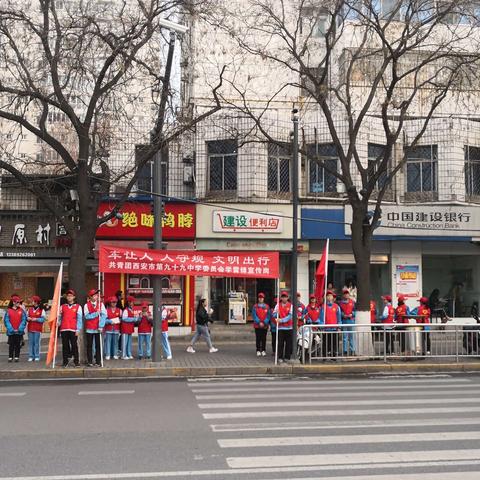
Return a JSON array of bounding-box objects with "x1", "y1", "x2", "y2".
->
[{"x1": 183, "y1": 165, "x2": 194, "y2": 184}]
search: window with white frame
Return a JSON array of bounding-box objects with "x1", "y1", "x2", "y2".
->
[
  {"x1": 268, "y1": 143, "x2": 291, "y2": 193},
  {"x1": 368, "y1": 143, "x2": 389, "y2": 191},
  {"x1": 405, "y1": 145, "x2": 438, "y2": 193},
  {"x1": 208, "y1": 140, "x2": 238, "y2": 192},
  {"x1": 465, "y1": 145, "x2": 480, "y2": 197},
  {"x1": 307, "y1": 143, "x2": 338, "y2": 194},
  {"x1": 300, "y1": 6, "x2": 328, "y2": 37}
]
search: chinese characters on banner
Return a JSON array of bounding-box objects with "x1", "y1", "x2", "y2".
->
[
  {"x1": 96, "y1": 202, "x2": 195, "y2": 239},
  {"x1": 99, "y1": 245, "x2": 280, "y2": 279},
  {"x1": 396, "y1": 265, "x2": 420, "y2": 298}
]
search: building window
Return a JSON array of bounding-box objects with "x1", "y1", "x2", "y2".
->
[
  {"x1": 465, "y1": 145, "x2": 480, "y2": 197},
  {"x1": 208, "y1": 140, "x2": 237, "y2": 192},
  {"x1": 300, "y1": 6, "x2": 328, "y2": 38},
  {"x1": 134, "y1": 145, "x2": 167, "y2": 196},
  {"x1": 368, "y1": 143, "x2": 389, "y2": 191},
  {"x1": 405, "y1": 145, "x2": 437, "y2": 193},
  {"x1": 268, "y1": 143, "x2": 291, "y2": 193},
  {"x1": 307, "y1": 143, "x2": 338, "y2": 193}
]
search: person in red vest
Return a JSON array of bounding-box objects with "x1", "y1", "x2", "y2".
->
[
  {"x1": 121, "y1": 296, "x2": 137, "y2": 359},
  {"x1": 137, "y1": 302, "x2": 153, "y2": 359},
  {"x1": 370, "y1": 299, "x2": 378, "y2": 347},
  {"x1": 3, "y1": 294, "x2": 27, "y2": 362},
  {"x1": 339, "y1": 288, "x2": 356, "y2": 356},
  {"x1": 84, "y1": 289, "x2": 107, "y2": 367},
  {"x1": 161, "y1": 305, "x2": 173, "y2": 360},
  {"x1": 381, "y1": 294, "x2": 396, "y2": 355},
  {"x1": 252, "y1": 292, "x2": 270, "y2": 357},
  {"x1": 27, "y1": 295, "x2": 46, "y2": 362},
  {"x1": 270, "y1": 297, "x2": 278, "y2": 356},
  {"x1": 58, "y1": 289, "x2": 82, "y2": 367},
  {"x1": 273, "y1": 291, "x2": 293, "y2": 362},
  {"x1": 320, "y1": 290, "x2": 341, "y2": 358},
  {"x1": 296, "y1": 293, "x2": 305, "y2": 327},
  {"x1": 104, "y1": 296, "x2": 122, "y2": 360},
  {"x1": 304, "y1": 294, "x2": 321, "y2": 324},
  {"x1": 413, "y1": 296, "x2": 432, "y2": 355},
  {"x1": 395, "y1": 295, "x2": 410, "y2": 354}
]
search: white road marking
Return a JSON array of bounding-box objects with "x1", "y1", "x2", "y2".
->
[
  {"x1": 266, "y1": 474, "x2": 480, "y2": 480},
  {"x1": 218, "y1": 430, "x2": 480, "y2": 448},
  {"x1": 203, "y1": 405, "x2": 480, "y2": 419},
  {"x1": 198, "y1": 396, "x2": 479, "y2": 409},
  {"x1": 78, "y1": 390, "x2": 135, "y2": 396},
  {"x1": 226, "y1": 448, "x2": 480, "y2": 469},
  {"x1": 0, "y1": 392, "x2": 26, "y2": 397},
  {"x1": 211, "y1": 417, "x2": 480, "y2": 432}
]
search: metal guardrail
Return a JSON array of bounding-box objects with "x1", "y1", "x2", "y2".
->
[{"x1": 297, "y1": 323, "x2": 480, "y2": 364}]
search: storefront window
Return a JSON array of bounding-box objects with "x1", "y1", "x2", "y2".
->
[
  {"x1": 465, "y1": 145, "x2": 480, "y2": 197},
  {"x1": 405, "y1": 145, "x2": 437, "y2": 193}
]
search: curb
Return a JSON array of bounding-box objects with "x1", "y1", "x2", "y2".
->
[{"x1": 1, "y1": 362, "x2": 480, "y2": 381}]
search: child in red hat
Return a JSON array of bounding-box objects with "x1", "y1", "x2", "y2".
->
[
  {"x1": 252, "y1": 292, "x2": 270, "y2": 357},
  {"x1": 121, "y1": 296, "x2": 137, "y2": 359},
  {"x1": 58, "y1": 289, "x2": 82, "y2": 367},
  {"x1": 137, "y1": 302, "x2": 153, "y2": 359},
  {"x1": 104, "y1": 296, "x2": 122, "y2": 360},
  {"x1": 4, "y1": 294, "x2": 27, "y2": 362},
  {"x1": 27, "y1": 295, "x2": 46, "y2": 362}
]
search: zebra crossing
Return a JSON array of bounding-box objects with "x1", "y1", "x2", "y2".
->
[{"x1": 188, "y1": 375, "x2": 480, "y2": 479}]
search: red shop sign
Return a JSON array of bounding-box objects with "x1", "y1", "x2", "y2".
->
[
  {"x1": 99, "y1": 245, "x2": 280, "y2": 279},
  {"x1": 96, "y1": 202, "x2": 195, "y2": 240}
]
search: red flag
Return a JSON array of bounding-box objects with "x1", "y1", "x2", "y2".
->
[
  {"x1": 315, "y1": 240, "x2": 329, "y2": 304},
  {"x1": 46, "y1": 263, "x2": 63, "y2": 367}
]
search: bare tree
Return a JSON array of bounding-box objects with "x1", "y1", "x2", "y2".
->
[
  {"x1": 211, "y1": 0, "x2": 480, "y2": 324},
  {"x1": 0, "y1": 0, "x2": 224, "y2": 299}
]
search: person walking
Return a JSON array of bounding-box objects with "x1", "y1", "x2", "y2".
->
[
  {"x1": 27, "y1": 295, "x2": 46, "y2": 362},
  {"x1": 84, "y1": 289, "x2": 107, "y2": 367},
  {"x1": 137, "y1": 302, "x2": 153, "y2": 360},
  {"x1": 270, "y1": 297, "x2": 278, "y2": 356},
  {"x1": 320, "y1": 290, "x2": 341, "y2": 358},
  {"x1": 104, "y1": 296, "x2": 122, "y2": 360},
  {"x1": 339, "y1": 288, "x2": 356, "y2": 356},
  {"x1": 187, "y1": 299, "x2": 218, "y2": 353},
  {"x1": 381, "y1": 294, "x2": 396, "y2": 355},
  {"x1": 58, "y1": 289, "x2": 82, "y2": 367},
  {"x1": 414, "y1": 296, "x2": 432, "y2": 355},
  {"x1": 121, "y1": 296, "x2": 137, "y2": 360},
  {"x1": 273, "y1": 291, "x2": 293, "y2": 362},
  {"x1": 395, "y1": 295, "x2": 410, "y2": 354},
  {"x1": 4, "y1": 294, "x2": 27, "y2": 362},
  {"x1": 161, "y1": 305, "x2": 173, "y2": 360},
  {"x1": 252, "y1": 292, "x2": 270, "y2": 357}
]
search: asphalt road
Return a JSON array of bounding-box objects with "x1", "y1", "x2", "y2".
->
[{"x1": 1, "y1": 374, "x2": 480, "y2": 479}]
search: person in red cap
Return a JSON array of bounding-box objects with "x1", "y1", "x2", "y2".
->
[
  {"x1": 272, "y1": 291, "x2": 293, "y2": 362},
  {"x1": 381, "y1": 294, "x2": 395, "y2": 355},
  {"x1": 121, "y1": 296, "x2": 137, "y2": 359},
  {"x1": 84, "y1": 289, "x2": 107, "y2": 367},
  {"x1": 296, "y1": 293, "x2": 305, "y2": 328},
  {"x1": 161, "y1": 305, "x2": 173, "y2": 360},
  {"x1": 339, "y1": 288, "x2": 356, "y2": 356},
  {"x1": 320, "y1": 290, "x2": 341, "y2": 358},
  {"x1": 104, "y1": 296, "x2": 122, "y2": 360},
  {"x1": 270, "y1": 297, "x2": 278, "y2": 356},
  {"x1": 27, "y1": 295, "x2": 46, "y2": 362},
  {"x1": 304, "y1": 294, "x2": 321, "y2": 325},
  {"x1": 395, "y1": 295, "x2": 411, "y2": 355},
  {"x1": 58, "y1": 289, "x2": 82, "y2": 367},
  {"x1": 412, "y1": 296, "x2": 432, "y2": 355},
  {"x1": 3, "y1": 294, "x2": 27, "y2": 362},
  {"x1": 137, "y1": 302, "x2": 153, "y2": 359},
  {"x1": 252, "y1": 292, "x2": 270, "y2": 357}
]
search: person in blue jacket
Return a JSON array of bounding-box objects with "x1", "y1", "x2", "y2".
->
[
  {"x1": 320, "y1": 291, "x2": 342, "y2": 358},
  {"x1": 270, "y1": 297, "x2": 278, "y2": 356},
  {"x1": 252, "y1": 292, "x2": 270, "y2": 357},
  {"x1": 84, "y1": 289, "x2": 107, "y2": 367},
  {"x1": 339, "y1": 288, "x2": 356, "y2": 355},
  {"x1": 4, "y1": 294, "x2": 28, "y2": 362}
]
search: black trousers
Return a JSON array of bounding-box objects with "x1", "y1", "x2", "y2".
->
[
  {"x1": 255, "y1": 328, "x2": 267, "y2": 352},
  {"x1": 86, "y1": 332, "x2": 101, "y2": 365},
  {"x1": 61, "y1": 331, "x2": 79, "y2": 366},
  {"x1": 422, "y1": 331, "x2": 431, "y2": 354},
  {"x1": 322, "y1": 331, "x2": 338, "y2": 357},
  {"x1": 384, "y1": 331, "x2": 395, "y2": 354},
  {"x1": 278, "y1": 330, "x2": 292, "y2": 360},
  {"x1": 8, "y1": 334, "x2": 22, "y2": 359},
  {"x1": 271, "y1": 331, "x2": 277, "y2": 354},
  {"x1": 397, "y1": 326, "x2": 407, "y2": 353}
]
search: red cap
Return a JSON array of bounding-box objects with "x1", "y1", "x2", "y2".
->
[
  {"x1": 127, "y1": 295, "x2": 136, "y2": 303},
  {"x1": 141, "y1": 301, "x2": 149, "y2": 308},
  {"x1": 326, "y1": 290, "x2": 336, "y2": 297},
  {"x1": 257, "y1": 292, "x2": 265, "y2": 298},
  {"x1": 87, "y1": 289, "x2": 100, "y2": 297},
  {"x1": 342, "y1": 288, "x2": 350, "y2": 294},
  {"x1": 382, "y1": 295, "x2": 392, "y2": 302},
  {"x1": 11, "y1": 294, "x2": 21, "y2": 303},
  {"x1": 66, "y1": 289, "x2": 76, "y2": 296},
  {"x1": 397, "y1": 294, "x2": 405, "y2": 302},
  {"x1": 309, "y1": 293, "x2": 316, "y2": 300},
  {"x1": 419, "y1": 296, "x2": 429, "y2": 304},
  {"x1": 280, "y1": 291, "x2": 288, "y2": 297},
  {"x1": 31, "y1": 295, "x2": 41, "y2": 303},
  {"x1": 108, "y1": 296, "x2": 118, "y2": 303}
]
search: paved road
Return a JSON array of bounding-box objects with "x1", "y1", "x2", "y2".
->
[{"x1": 1, "y1": 374, "x2": 480, "y2": 479}]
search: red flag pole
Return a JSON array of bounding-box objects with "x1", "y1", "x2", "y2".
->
[
  {"x1": 50, "y1": 262, "x2": 63, "y2": 369},
  {"x1": 323, "y1": 239, "x2": 329, "y2": 324}
]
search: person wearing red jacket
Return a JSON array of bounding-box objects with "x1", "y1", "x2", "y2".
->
[
  {"x1": 381, "y1": 295, "x2": 396, "y2": 355},
  {"x1": 58, "y1": 289, "x2": 82, "y2": 367},
  {"x1": 121, "y1": 296, "x2": 137, "y2": 360},
  {"x1": 304, "y1": 294, "x2": 321, "y2": 324},
  {"x1": 252, "y1": 292, "x2": 270, "y2": 357},
  {"x1": 272, "y1": 291, "x2": 293, "y2": 362},
  {"x1": 104, "y1": 296, "x2": 122, "y2": 360},
  {"x1": 395, "y1": 295, "x2": 410, "y2": 354},
  {"x1": 3, "y1": 294, "x2": 27, "y2": 362},
  {"x1": 270, "y1": 297, "x2": 278, "y2": 356},
  {"x1": 296, "y1": 293, "x2": 305, "y2": 327},
  {"x1": 320, "y1": 290, "x2": 342, "y2": 358},
  {"x1": 339, "y1": 288, "x2": 356, "y2": 355},
  {"x1": 27, "y1": 295, "x2": 46, "y2": 362},
  {"x1": 137, "y1": 302, "x2": 153, "y2": 360},
  {"x1": 413, "y1": 296, "x2": 432, "y2": 355}
]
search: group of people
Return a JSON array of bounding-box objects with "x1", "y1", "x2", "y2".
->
[{"x1": 3, "y1": 289, "x2": 172, "y2": 367}]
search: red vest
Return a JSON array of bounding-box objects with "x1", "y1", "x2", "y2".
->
[
  {"x1": 305, "y1": 305, "x2": 320, "y2": 323},
  {"x1": 297, "y1": 303, "x2": 305, "y2": 326},
  {"x1": 278, "y1": 302, "x2": 293, "y2": 328},
  {"x1": 253, "y1": 303, "x2": 269, "y2": 328},
  {"x1": 417, "y1": 306, "x2": 431, "y2": 324},
  {"x1": 121, "y1": 308, "x2": 135, "y2": 334},
  {"x1": 27, "y1": 307, "x2": 44, "y2": 333},
  {"x1": 105, "y1": 307, "x2": 122, "y2": 332},
  {"x1": 395, "y1": 304, "x2": 409, "y2": 324},
  {"x1": 138, "y1": 314, "x2": 152, "y2": 334},
  {"x1": 325, "y1": 303, "x2": 339, "y2": 325},
  {"x1": 339, "y1": 299, "x2": 355, "y2": 319},
  {"x1": 8, "y1": 307, "x2": 24, "y2": 330},
  {"x1": 370, "y1": 302, "x2": 376, "y2": 323},
  {"x1": 85, "y1": 301, "x2": 100, "y2": 331},
  {"x1": 383, "y1": 304, "x2": 395, "y2": 324},
  {"x1": 60, "y1": 304, "x2": 80, "y2": 331}
]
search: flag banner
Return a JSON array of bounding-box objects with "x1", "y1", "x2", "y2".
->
[
  {"x1": 315, "y1": 240, "x2": 329, "y2": 303},
  {"x1": 46, "y1": 262, "x2": 63, "y2": 367},
  {"x1": 99, "y1": 245, "x2": 280, "y2": 279}
]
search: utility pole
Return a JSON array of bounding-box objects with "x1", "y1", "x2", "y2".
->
[{"x1": 291, "y1": 108, "x2": 299, "y2": 352}]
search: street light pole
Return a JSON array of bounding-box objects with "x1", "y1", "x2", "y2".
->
[{"x1": 291, "y1": 108, "x2": 299, "y2": 352}]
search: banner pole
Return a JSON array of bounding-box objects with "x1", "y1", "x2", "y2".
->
[
  {"x1": 52, "y1": 262, "x2": 63, "y2": 369},
  {"x1": 323, "y1": 239, "x2": 329, "y2": 324},
  {"x1": 275, "y1": 279, "x2": 279, "y2": 366},
  {"x1": 98, "y1": 271, "x2": 104, "y2": 367}
]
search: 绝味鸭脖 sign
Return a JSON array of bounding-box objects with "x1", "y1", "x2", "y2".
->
[{"x1": 99, "y1": 245, "x2": 279, "y2": 279}]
